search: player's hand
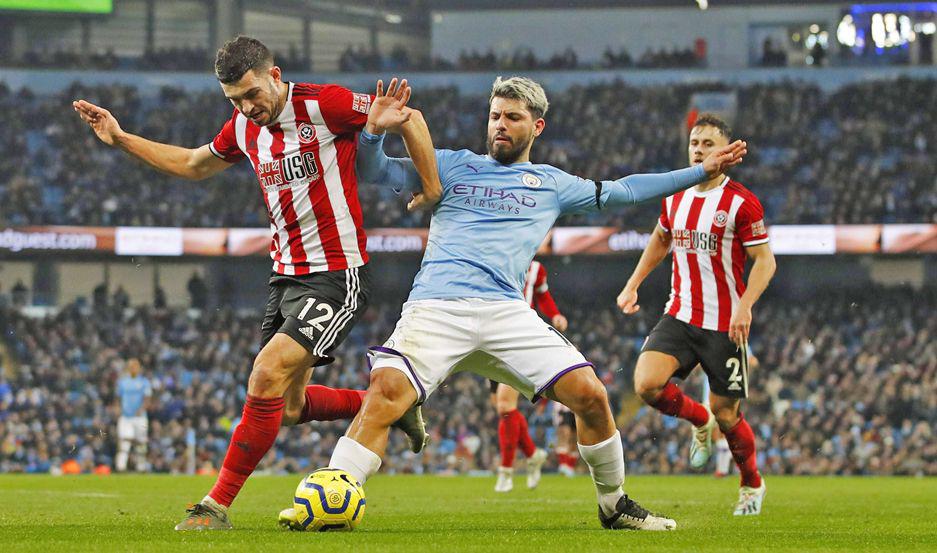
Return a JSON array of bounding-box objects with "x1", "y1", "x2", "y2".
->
[
  {"x1": 617, "y1": 286, "x2": 640, "y2": 315},
  {"x1": 702, "y1": 139, "x2": 747, "y2": 178},
  {"x1": 551, "y1": 314, "x2": 568, "y2": 332},
  {"x1": 72, "y1": 99, "x2": 124, "y2": 146},
  {"x1": 365, "y1": 78, "x2": 412, "y2": 135},
  {"x1": 407, "y1": 190, "x2": 440, "y2": 212},
  {"x1": 728, "y1": 302, "x2": 752, "y2": 348}
]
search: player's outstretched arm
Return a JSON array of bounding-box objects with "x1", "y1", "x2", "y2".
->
[
  {"x1": 398, "y1": 109, "x2": 442, "y2": 211},
  {"x1": 72, "y1": 99, "x2": 230, "y2": 180},
  {"x1": 617, "y1": 225, "x2": 673, "y2": 314},
  {"x1": 602, "y1": 140, "x2": 748, "y2": 208},
  {"x1": 729, "y1": 243, "x2": 776, "y2": 347},
  {"x1": 360, "y1": 78, "x2": 442, "y2": 210}
]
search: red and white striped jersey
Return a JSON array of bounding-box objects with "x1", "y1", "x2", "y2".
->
[
  {"x1": 659, "y1": 177, "x2": 769, "y2": 332},
  {"x1": 523, "y1": 261, "x2": 561, "y2": 319},
  {"x1": 210, "y1": 82, "x2": 372, "y2": 275}
]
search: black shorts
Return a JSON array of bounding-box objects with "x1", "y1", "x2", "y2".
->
[
  {"x1": 261, "y1": 265, "x2": 371, "y2": 366},
  {"x1": 642, "y1": 315, "x2": 750, "y2": 398}
]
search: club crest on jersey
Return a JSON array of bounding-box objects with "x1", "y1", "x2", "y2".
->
[
  {"x1": 713, "y1": 210, "x2": 729, "y2": 228},
  {"x1": 352, "y1": 93, "x2": 371, "y2": 114},
  {"x1": 297, "y1": 123, "x2": 317, "y2": 144},
  {"x1": 522, "y1": 173, "x2": 542, "y2": 188}
]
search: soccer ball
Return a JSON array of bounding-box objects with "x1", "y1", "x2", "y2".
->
[{"x1": 291, "y1": 468, "x2": 366, "y2": 531}]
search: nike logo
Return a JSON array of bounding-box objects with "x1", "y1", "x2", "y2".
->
[{"x1": 235, "y1": 441, "x2": 251, "y2": 453}]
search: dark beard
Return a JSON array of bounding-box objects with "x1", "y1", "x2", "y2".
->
[{"x1": 487, "y1": 135, "x2": 531, "y2": 165}]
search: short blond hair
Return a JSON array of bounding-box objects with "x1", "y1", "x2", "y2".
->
[{"x1": 490, "y1": 76, "x2": 549, "y2": 118}]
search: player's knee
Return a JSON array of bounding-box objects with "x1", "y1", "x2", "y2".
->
[
  {"x1": 495, "y1": 396, "x2": 516, "y2": 416},
  {"x1": 249, "y1": 349, "x2": 290, "y2": 396},
  {"x1": 495, "y1": 403, "x2": 514, "y2": 416},
  {"x1": 712, "y1": 405, "x2": 740, "y2": 429},
  {"x1": 364, "y1": 369, "x2": 413, "y2": 422},
  {"x1": 564, "y1": 376, "x2": 609, "y2": 420},
  {"x1": 633, "y1": 373, "x2": 664, "y2": 404}
]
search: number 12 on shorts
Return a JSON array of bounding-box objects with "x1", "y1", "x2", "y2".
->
[{"x1": 298, "y1": 297, "x2": 335, "y2": 331}]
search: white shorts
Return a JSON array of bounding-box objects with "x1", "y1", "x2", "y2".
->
[
  {"x1": 368, "y1": 298, "x2": 592, "y2": 404},
  {"x1": 117, "y1": 416, "x2": 148, "y2": 442}
]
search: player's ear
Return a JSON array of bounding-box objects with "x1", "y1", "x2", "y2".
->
[
  {"x1": 269, "y1": 65, "x2": 282, "y2": 83},
  {"x1": 534, "y1": 118, "x2": 546, "y2": 137}
]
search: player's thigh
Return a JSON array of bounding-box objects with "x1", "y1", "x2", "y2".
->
[
  {"x1": 494, "y1": 383, "x2": 520, "y2": 413},
  {"x1": 133, "y1": 417, "x2": 148, "y2": 442},
  {"x1": 544, "y1": 365, "x2": 609, "y2": 417},
  {"x1": 275, "y1": 267, "x2": 371, "y2": 367},
  {"x1": 478, "y1": 301, "x2": 590, "y2": 401},
  {"x1": 117, "y1": 417, "x2": 134, "y2": 441},
  {"x1": 696, "y1": 331, "x2": 750, "y2": 399},
  {"x1": 368, "y1": 300, "x2": 478, "y2": 404},
  {"x1": 637, "y1": 316, "x2": 699, "y2": 391}
]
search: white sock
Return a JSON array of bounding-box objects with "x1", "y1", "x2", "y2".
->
[
  {"x1": 201, "y1": 495, "x2": 227, "y2": 512},
  {"x1": 716, "y1": 439, "x2": 732, "y2": 474},
  {"x1": 329, "y1": 436, "x2": 383, "y2": 485},
  {"x1": 116, "y1": 440, "x2": 130, "y2": 472},
  {"x1": 578, "y1": 430, "x2": 625, "y2": 517}
]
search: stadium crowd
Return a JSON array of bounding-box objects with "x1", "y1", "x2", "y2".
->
[
  {"x1": 0, "y1": 76, "x2": 933, "y2": 230},
  {"x1": 0, "y1": 283, "x2": 933, "y2": 477}
]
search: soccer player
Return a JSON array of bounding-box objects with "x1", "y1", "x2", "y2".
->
[
  {"x1": 616, "y1": 114, "x2": 776, "y2": 516},
  {"x1": 72, "y1": 36, "x2": 440, "y2": 530},
  {"x1": 115, "y1": 358, "x2": 151, "y2": 472},
  {"x1": 490, "y1": 260, "x2": 564, "y2": 492},
  {"x1": 324, "y1": 77, "x2": 746, "y2": 531}
]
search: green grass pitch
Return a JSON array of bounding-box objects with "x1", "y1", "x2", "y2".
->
[{"x1": 1, "y1": 474, "x2": 935, "y2": 551}]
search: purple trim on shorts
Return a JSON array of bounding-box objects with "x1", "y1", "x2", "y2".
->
[
  {"x1": 533, "y1": 362, "x2": 595, "y2": 402},
  {"x1": 367, "y1": 346, "x2": 427, "y2": 404}
]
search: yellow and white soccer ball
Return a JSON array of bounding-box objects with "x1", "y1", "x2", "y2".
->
[{"x1": 289, "y1": 468, "x2": 366, "y2": 531}]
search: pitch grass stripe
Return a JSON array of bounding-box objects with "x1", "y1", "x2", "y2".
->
[{"x1": 314, "y1": 267, "x2": 359, "y2": 356}]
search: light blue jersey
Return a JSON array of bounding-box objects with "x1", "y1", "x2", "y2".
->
[
  {"x1": 117, "y1": 375, "x2": 151, "y2": 418},
  {"x1": 358, "y1": 131, "x2": 707, "y2": 302}
]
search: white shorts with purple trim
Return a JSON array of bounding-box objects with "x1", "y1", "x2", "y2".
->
[{"x1": 367, "y1": 298, "x2": 592, "y2": 404}]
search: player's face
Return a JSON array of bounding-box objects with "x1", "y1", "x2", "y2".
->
[
  {"x1": 486, "y1": 97, "x2": 545, "y2": 165},
  {"x1": 688, "y1": 125, "x2": 729, "y2": 167},
  {"x1": 127, "y1": 359, "x2": 141, "y2": 377},
  {"x1": 220, "y1": 66, "x2": 283, "y2": 126}
]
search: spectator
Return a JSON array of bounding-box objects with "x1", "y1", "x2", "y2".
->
[{"x1": 187, "y1": 272, "x2": 207, "y2": 310}]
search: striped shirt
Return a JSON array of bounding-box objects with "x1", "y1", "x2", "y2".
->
[
  {"x1": 210, "y1": 82, "x2": 372, "y2": 275},
  {"x1": 659, "y1": 177, "x2": 769, "y2": 332}
]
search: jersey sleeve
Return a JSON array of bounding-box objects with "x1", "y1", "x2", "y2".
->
[
  {"x1": 318, "y1": 84, "x2": 373, "y2": 135},
  {"x1": 143, "y1": 379, "x2": 152, "y2": 397},
  {"x1": 209, "y1": 109, "x2": 246, "y2": 163},
  {"x1": 556, "y1": 172, "x2": 601, "y2": 215},
  {"x1": 736, "y1": 196, "x2": 769, "y2": 247},
  {"x1": 658, "y1": 198, "x2": 671, "y2": 232}
]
